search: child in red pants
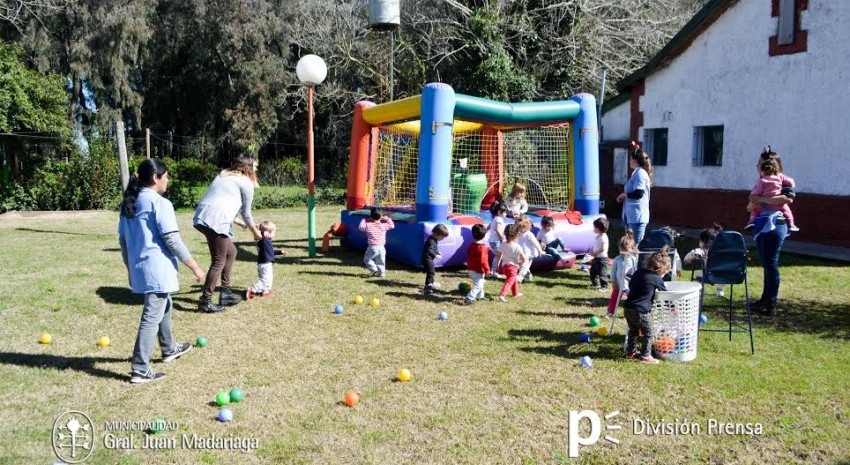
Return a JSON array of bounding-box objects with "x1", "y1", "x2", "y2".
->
[{"x1": 498, "y1": 224, "x2": 528, "y2": 302}]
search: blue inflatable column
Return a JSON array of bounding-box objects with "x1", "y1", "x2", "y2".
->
[
  {"x1": 416, "y1": 83, "x2": 456, "y2": 222},
  {"x1": 570, "y1": 93, "x2": 600, "y2": 216}
]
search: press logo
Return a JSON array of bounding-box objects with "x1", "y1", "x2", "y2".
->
[
  {"x1": 568, "y1": 410, "x2": 621, "y2": 458},
  {"x1": 52, "y1": 411, "x2": 95, "y2": 463}
]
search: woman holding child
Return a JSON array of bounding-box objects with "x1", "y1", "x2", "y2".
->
[
  {"x1": 748, "y1": 147, "x2": 794, "y2": 316},
  {"x1": 193, "y1": 153, "x2": 263, "y2": 313}
]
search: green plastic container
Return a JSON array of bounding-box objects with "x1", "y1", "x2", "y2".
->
[{"x1": 452, "y1": 172, "x2": 488, "y2": 215}]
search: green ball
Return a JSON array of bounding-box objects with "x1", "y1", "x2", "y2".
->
[
  {"x1": 229, "y1": 388, "x2": 245, "y2": 403},
  {"x1": 458, "y1": 282, "x2": 471, "y2": 294},
  {"x1": 589, "y1": 316, "x2": 600, "y2": 327},
  {"x1": 215, "y1": 391, "x2": 230, "y2": 406},
  {"x1": 196, "y1": 336, "x2": 208, "y2": 348},
  {"x1": 150, "y1": 417, "x2": 166, "y2": 434}
]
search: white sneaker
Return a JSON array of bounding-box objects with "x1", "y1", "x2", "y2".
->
[
  {"x1": 499, "y1": 295, "x2": 507, "y2": 302},
  {"x1": 789, "y1": 225, "x2": 800, "y2": 232},
  {"x1": 430, "y1": 282, "x2": 442, "y2": 289},
  {"x1": 515, "y1": 293, "x2": 524, "y2": 298}
]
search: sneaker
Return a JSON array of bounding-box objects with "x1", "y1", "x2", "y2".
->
[
  {"x1": 515, "y1": 292, "x2": 524, "y2": 298},
  {"x1": 491, "y1": 273, "x2": 506, "y2": 280},
  {"x1": 220, "y1": 288, "x2": 243, "y2": 306},
  {"x1": 756, "y1": 302, "x2": 777, "y2": 316},
  {"x1": 521, "y1": 275, "x2": 532, "y2": 283},
  {"x1": 604, "y1": 312, "x2": 615, "y2": 320},
  {"x1": 599, "y1": 287, "x2": 610, "y2": 293},
  {"x1": 246, "y1": 288, "x2": 254, "y2": 299},
  {"x1": 626, "y1": 351, "x2": 640, "y2": 360},
  {"x1": 130, "y1": 369, "x2": 166, "y2": 384},
  {"x1": 789, "y1": 225, "x2": 800, "y2": 232},
  {"x1": 715, "y1": 289, "x2": 725, "y2": 298},
  {"x1": 640, "y1": 356, "x2": 660, "y2": 364},
  {"x1": 162, "y1": 342, "x2": 192, "y2": 363},
  {"x1": 368, "y1": 270, "x2": 379, "y2": 277},
  {"x1": 463, "y1": 298, "x2": 475, "y2": 306},
  {"x1": 430, "y1": 282, "x2": 442, "y2": 290},
  {"x1": 477, "y1": 295, "x2": 487, "y2": 301},
  {"x1": 378, "y1": 272, "x2": 386, "y2": 278},
  {"x1": 199, "y1": 299, "x2": 226, "y2": 313},
  {"x1": 499, "y1": 295, "x2": 507, "y2": 302},
  {"x1": 423, "y1": 287, "x2": 434, "y2": 295}
]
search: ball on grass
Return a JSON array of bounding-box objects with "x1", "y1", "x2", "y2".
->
[
  {"x1": 229, "y1": 388, "x2": 245, "y2": 403},
  {"x1": 97, "y1": 336, "x2": 111, "y2": 347},
  {"x1": 589, "y1": 316, "x2": 600, "y2": 327},
  {"x1": 39, "y1": 333, "x2": 53, "y2": 344},
  {"x1": 438, "y1": 311, "x2": 448, "y2": 321},
  {"x1": 580, "y1": 333, "x2": 591, "y2": 343},
  {"x1": 334, "y1": 305, "x2": 344, "y2": 314},
  {"x1": 397, "y1": 368, "x2": 411, "y2": 382},
  {"x1": 354, "y1": 295, "x2": 364, "y2": 305},
  {"x1": 217, "y1": 409, "x2": 233, "y2": 422},
  {"x1": 596, "y1": 326, "x2": 609, "y2": 337},
  {"x1": 370, "y1": 298, "x2": 380, "y2": 308},
  {"x1": 458, "y1": 282, "x2": 471, "y2": 294},
  {"x1": 150, "y1": 417, "x2": 167, "y2": 434},
  {"x1": 580, "y1": 356, "x2": 593, "y2": 368},
  {"x1": 196, "y1": 336, "x2": 208, "y2": 348},
  {"x1": 344, "y1": 390, "x2": 359, "y2": 407},
  {"x1": 699, "y1": 313, "x2": 709, "y2": 325},
  {"x1": 215, "y1": 391, "x2": 230, "y2": 406}
]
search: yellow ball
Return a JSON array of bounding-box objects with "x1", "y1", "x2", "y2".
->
[
  {"x1": 98, "y1": 336, "x2": 111, "y2": 347},
  {"x1": 596, "y1": 326, "x2": 610, "y2": 337},
  {"x1": 354, "y1": 295, "x2": 364, "y2": 305},
  {"x1": 397, "y1": 368, "x2": 411, "y2": 382},
  {"x1": 39, "y1": 333, "x2": 53, "y2": 344},
  {"x1": 370, "y1": 298, "x2": 380, "y2": 308}
]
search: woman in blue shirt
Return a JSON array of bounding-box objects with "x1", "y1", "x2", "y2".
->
[
  {"x1": 616, "y1": 143, "x2": 654, "y2": 246},
  {"x1": 119, "y1": 159, "x2": 206, "y2": 384}
]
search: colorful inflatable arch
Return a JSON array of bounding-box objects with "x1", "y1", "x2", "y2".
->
[{"x1": 338, "y1": 83, "x2": 604, "y2": 269}]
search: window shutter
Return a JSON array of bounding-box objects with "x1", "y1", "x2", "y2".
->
[{"x1": 778, "y1": 0, "x2": 795, "y2": 45}]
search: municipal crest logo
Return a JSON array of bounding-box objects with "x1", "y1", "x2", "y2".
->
[{"x1": 52, "y1": 411, "x2": 95, "y2": 463}]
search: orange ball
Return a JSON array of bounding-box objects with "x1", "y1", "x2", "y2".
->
[
  {"x1": 654, "y1": 337, "x2": 675, "y2": 355},
  {"x1": 344, "y1": 390, "x2": 359, "y2": 408}
]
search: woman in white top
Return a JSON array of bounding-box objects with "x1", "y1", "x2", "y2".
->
[
  {"x1": 193, "y1": 153, "x2": 263, "y2": 312},
  {"x1": 616, "y1": 142, "x2": 653, "y2": 246}
]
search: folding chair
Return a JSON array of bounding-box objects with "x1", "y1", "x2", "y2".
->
[
  {"x1": 637, "y1": 228, "x2": 677, "y2": 282},
  {"x1": 697, "y1": 231, "x2": 755, "y2": 354}
]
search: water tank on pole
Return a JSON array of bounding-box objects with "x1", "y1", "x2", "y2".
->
[{"x1": 369, "y1": 0, "x2": 400, "y2": 31}]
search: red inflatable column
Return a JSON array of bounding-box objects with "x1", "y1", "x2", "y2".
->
[
  {"x1": 480, "y1": 126, "x2": 504, "y2": 209},
  {"x1": 347, "y1": 101, "x2": 377, "y2": 210}
]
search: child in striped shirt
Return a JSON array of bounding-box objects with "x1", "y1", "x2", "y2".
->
[{"x1": 358, "y1": 208, "x2": 395, "y2": 277}]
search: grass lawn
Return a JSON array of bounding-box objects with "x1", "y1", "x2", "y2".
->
[{"x1": 0, "y1": 207, "x2": 848, "y2": 464}]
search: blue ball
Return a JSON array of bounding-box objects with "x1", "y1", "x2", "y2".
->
[
  {"x1": 580, "y1": 356, "x2": 593, "y2": 368},
  {"x1": 334, "y1": 305, "x2": 344, "y2": 314},
  {"x1": 217, "y1": 408, "x2": 233, "y2": 422},
  {"x1": 438, "y1": 311, "x2": 448, "y2": 321},
  {"x1": 699, "y1": 313, "x2": 709, "y2": 324},
  {"x1": 580, "y1": 333, "x2": 591, "y2": 343}
]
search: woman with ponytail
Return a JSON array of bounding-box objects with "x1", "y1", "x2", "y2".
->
[
  {"x1": 119, "y1": 159, "x2": 206, "y2": 384},
  {"x1": 616, "y1": 141, "x2": 654, "y2": 245}
]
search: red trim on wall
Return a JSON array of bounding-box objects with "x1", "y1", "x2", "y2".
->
[
  {"x1": 642, "y1": 186, "x2": 850, "y2": 247},
  {"x1": 629, "y1": 81, "x2": 645, "y2": 142},
  {"x1": 769, "y1": 0, "x2": 808, "y2": 56}
]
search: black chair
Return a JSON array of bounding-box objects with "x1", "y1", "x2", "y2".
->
[
  {"x1": 697, "y1": 231, "x2": 755, "y2": 354},
  {"x1": 638, "y1": 228, "x2": 677, "y2": 281}
]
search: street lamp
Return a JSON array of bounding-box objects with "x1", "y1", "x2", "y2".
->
[{"x1": 296, "y1": 54, "x2": 327, "y2": 258}]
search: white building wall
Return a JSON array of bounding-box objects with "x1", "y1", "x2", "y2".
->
[
  {"x1": 601, "y1": 100, "x2": 630, "y2": 141},
  {"x1": 610, "y1": 0, "x2": 850, "y2": 196}
]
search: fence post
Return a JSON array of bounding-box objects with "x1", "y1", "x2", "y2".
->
[
  {"x1": 146, "y1": 128, "x2": 151, "y2": 159},
  {"x1": 117, "y1": 121, "x2": 129, "y2": 191}
]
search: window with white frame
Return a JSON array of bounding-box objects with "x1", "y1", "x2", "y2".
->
[
  {"x1": 643, "y1": 128, "x2": 668, "y2": 166},
  {"x1": 692, "y1": 125, "x2": 724, "y2": 166}
]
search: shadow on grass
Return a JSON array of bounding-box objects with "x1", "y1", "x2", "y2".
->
[
  {"x1": 96, "y1": 286, "x2": 143, "y2": 306},
  {"x1": 700, "y1": 297, "x2": 850, "y2": 340},
  {"x1": 506, "y1": 328, "x2": 625, "y2": 360},
  {"x1": 14, "y1": 227, "x2": 112, "y2": 237},
  {"x1": 385, "y1": 290, "x2": 461, "y2": 304},
  {"x1": 555, "y1": 296, "x2": 611, "y2": 307},
  {"x1": 0, "y1": 352, "x2": 127, "y2": 381},
  {"x1": 516, "y1": 310, "x2": 597, "y2": 320}
]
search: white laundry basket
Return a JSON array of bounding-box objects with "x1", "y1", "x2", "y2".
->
[{"x1": 650, "y1": 281, "x2": 701, "y2": 362}]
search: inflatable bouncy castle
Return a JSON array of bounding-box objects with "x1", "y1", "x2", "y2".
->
[{"x1": 337, "y1": 83, "x2": 604, "y2": 269}]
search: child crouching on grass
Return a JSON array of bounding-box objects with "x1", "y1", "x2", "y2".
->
[
  {"x1": 623, "y1": 245, "x2": 671, "y2": 364},
  {"x1": 464, "y1": 224, "x2": 490, "y2": 305},
  {"x1": 247, "y1": 221, "x2": 284, "y2": 299}
]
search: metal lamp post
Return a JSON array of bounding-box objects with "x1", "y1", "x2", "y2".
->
[{"x1": 296, "y1": 54, "x2": 327, "y2": 258}]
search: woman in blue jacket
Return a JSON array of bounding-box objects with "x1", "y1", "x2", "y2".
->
[{"x1": 617, "y1": 142, "x2": 654, "y2": 246}]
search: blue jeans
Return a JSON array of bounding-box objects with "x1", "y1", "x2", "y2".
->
[
  {"x1": 755, "y1": 222, "x2": 788, "y2": 305},
  {"x1": 627, "y1": 223, "x2": 647, "y2": 246},
  {"x1": 131, "y1": 293, "x2": 176, "y2": 373}
]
